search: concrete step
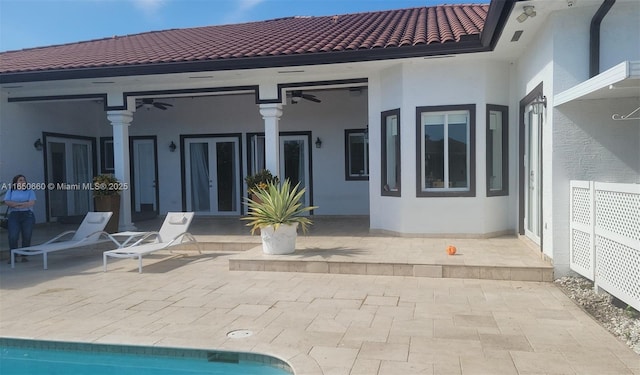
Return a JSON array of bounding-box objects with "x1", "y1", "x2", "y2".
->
[{"x1": 228, "y1": 248, "x2": 554, "y2": 282}]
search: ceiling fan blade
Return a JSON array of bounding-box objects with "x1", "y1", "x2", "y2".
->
[
  {"x1": 154, "y1": 103, "x2": 168, "y2": 110},
  {"x1": 302, "y1": 94, "x2": 321, "y2": 103},
  {"x1": 136, "y1": 104, "x2": 143, "y2": 109}
]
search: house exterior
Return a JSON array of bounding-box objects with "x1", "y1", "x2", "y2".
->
[{"x1": 1, "y1": 0, "x2": 638, "y2": 276}]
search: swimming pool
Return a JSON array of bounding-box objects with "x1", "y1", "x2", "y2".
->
[{"x1": 0, "y1": 338, "x2": 293, "y2": 374}]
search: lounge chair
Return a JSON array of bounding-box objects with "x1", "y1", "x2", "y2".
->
[
  {"x1": 103, "y1": 212, "x2": 198, "y2": 273},
  {"x1": 11, "y1": 212, "x2": 117, "y2": 270}
]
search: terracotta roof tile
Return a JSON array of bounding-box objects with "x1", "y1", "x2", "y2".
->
[{"x1": 0, "y1": 4, "x2": 488, "y2": 75}]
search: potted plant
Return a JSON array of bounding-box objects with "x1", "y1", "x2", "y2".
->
[
  {"x1": 245, "y1": 169, "x2": 279, "y2": 201},
  {"x1": 93, "y1": 174, "x2": 123, "y2": 233},
  {"x1": 241, "y1": 179, "x2": 317, "y2": 254}
]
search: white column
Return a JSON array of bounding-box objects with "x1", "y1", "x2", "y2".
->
[
  {"x1": 259, "y1": 103, "x2": 283, "y2": 178},
  {"x1": 107, "y1": 110, "x2": 136, "y2": 231}
]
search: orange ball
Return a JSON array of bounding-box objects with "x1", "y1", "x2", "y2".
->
[{"x1": 447, "y1": 245, "x2": 457, "y2": 255}]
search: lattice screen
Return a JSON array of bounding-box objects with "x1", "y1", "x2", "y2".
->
[
  {"x1": 596, "y1": 236, "x2": 640, "y2": 311},
  {"x1": 571, "y1": 229, "x2": 593, "y2": 273},
  {"x1": 569, "y1": 181, "x2": 594, "y2": 279},
  {"x1": 569, "y1": 181, "x2": 640, "y2": 311},
  {"x1": 595, "y1": 188, "x2": 640, "y2": 242}
]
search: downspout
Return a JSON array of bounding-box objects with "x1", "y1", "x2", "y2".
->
[{"x1": 590, "y1": 0, "x2": 616, "y2": 78}]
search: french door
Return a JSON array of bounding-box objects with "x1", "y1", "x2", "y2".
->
[
  {"x1": 45, "y1": 135, "x2": 94, "y2": 220},
  {"x1": 185, "y1": 136, "x2": 241, "y2": 215},
  {"x1": 280, "y1": 135, "x2": 311, "y2": 208},
  {"x1": 131, "y1": 137, "x2": 158, "y2": 214},
  {"x1": 524, "y1": 106, "x2": 542, "y2": 245},
  {"x1": 248, "y1": 133, "x2": 312, "y2": 209}
]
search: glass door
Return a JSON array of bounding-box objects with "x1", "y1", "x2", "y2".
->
[
  {"x1": 46, "y1": 136, "x2": 94, "y2": 220},
  {"x1": 524, "y1": 106, "x2": 542, "y2": 245},
  {"x1": 131, "y1": 138, "x2": 158, "y2": 215},
  {"x1": 185, "y1": 137, "x2": 240, "y2": 215},
  {"x1": 280, "y1": 135, "x2": 310, "y2": 209},
  {"x1": 247, "y1": 133, "x2": 311, "y2": 209}
]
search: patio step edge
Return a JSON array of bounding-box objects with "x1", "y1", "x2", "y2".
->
[{"x1": 228, "y1": 259, "x2": 554, "y2": 282}]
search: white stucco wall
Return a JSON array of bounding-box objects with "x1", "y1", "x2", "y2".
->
[
  {"x1": 368, "y1": 57, "x2": 515, "y2": 236},
  {"x1": 0, "y1": 99, "x2": 108, "y2": 223},
  {"x1": 600, "y1": 1, "x2": 640, "y2": 72},
  {"x1": 514, "y1": 1, "x2": 640, "y2": 275}
]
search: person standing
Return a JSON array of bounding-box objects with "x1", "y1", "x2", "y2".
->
[{"x1": 5, "y1": 175, "x2": 36, "y2": 262}]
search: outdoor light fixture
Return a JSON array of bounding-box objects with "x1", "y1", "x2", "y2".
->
[
  {"x1": 33, "y1": 138, "x2": 43, "y2": 151},
  {"x1": 517, "y1": 6, "x2": 536, "y2": 23},
  {"x1": 169, "y1": 141, "x2": 177, "y2": 152},
  {"x1": 530, "y1": 95, "x2": 547, "y2": 115},
  {"x1": 315, "y1": 137, "x2": 322, "y2": 148}
]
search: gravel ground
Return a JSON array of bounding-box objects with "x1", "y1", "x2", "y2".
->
[{"x1": 555, "y1": 276, "x2": 640, "y2": 355}]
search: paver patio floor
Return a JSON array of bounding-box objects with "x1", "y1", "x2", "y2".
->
[{"x1": 0, "y1": 216, "x2": 637, "y2": 374}]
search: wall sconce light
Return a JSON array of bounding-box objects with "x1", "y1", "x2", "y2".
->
[
  {"x1": 33, "y1": 138, "x2": 43, "y2": 151},
  {"x1": 517, "y1": 5, "x2": 536, "y2": 23},
  {"x1": 169, "y1": 141, "x2": 177, "y2": 152},
  {"x1": 315, "y1": 137, "x2": 322, "y2": 148},
  {"x1": 530, "y1": 95, "x2": 547, "y2": 115}
]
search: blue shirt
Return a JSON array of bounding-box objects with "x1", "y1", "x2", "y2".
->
[{"x1": 5, "y1": 189, "x2": 36, "y2": 213}]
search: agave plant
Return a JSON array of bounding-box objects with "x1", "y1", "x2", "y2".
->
[{"x1": 241, "y1": 179, "x2": 317, "y2": 235}]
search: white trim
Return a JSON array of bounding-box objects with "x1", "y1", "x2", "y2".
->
[{"x1": 554, "y1": 61, "x2": 640, "y2": 106}]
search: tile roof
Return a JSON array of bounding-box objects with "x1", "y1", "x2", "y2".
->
[{"x1": 0, "y1": 4, "x2": 489, "y2": 75}]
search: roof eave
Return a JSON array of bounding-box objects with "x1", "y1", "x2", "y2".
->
[
  {"x1": 480, "y1": 0, "x2": 517, "y2": 48},
  {"x1": 0, "y1": 42, "x2": 490, "y2": 84}
]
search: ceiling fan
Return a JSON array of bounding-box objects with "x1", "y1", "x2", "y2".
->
[
  {"x1": 290, "y1": 91, "x2": 321, "y2": 104},
  {"x1": 136, "y1": 98, "x2": 173, "y2": 110}
]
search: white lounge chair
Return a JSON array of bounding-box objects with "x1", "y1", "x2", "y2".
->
[
  {"x1": 11, "y1": 212, "x2": 117, "y2": 270},
  {"x1": 103, "y1": 212, "x2": 198, "y2": 273}
]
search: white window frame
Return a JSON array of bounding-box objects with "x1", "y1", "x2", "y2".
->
[
  {"x1": 345, "y1": 129, "x2": 369, "y2": 180},
  {"x1": 416, "y1": 105, "x2": 476, "y2": 198}
]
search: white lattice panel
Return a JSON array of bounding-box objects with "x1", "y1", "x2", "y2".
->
[
  {"x1": 571, "y1": 229, "x2": 593, "y2": 274},
  {"x1": 595, "y1": 182, "x2": 640, "y2": 245},
  {"x1": 596, "y1": 236, "x2": 640, "y2": 311},
  {"x1": 572, "y1": 186, "x2": 593, "y2": 226},
  {"x1": 570, "y1": 181, "x2": 594, "y2": 279}
]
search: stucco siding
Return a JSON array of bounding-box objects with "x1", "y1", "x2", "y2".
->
[{"x1": 368, "y1": 58, "x2": 514, "y2": 236}]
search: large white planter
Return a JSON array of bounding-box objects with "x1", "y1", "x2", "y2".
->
[{"x1": 260, "y1": 223, "x2": 298, "y2": 255}]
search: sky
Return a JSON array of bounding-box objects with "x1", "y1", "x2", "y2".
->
[{"x1": 0, "y1": 0, "x2": 486, "y2": 52}]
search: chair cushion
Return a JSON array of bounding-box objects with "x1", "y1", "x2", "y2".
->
[
  {"x1": 87, "y1": 216, "x2": 106, "y2": 224},
  {"x1": 169, "y1": 216, "x2": 187, "y2": 224}
]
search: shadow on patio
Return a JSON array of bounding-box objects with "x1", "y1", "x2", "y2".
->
[{"x1": 0, "y1": 215, "x2": 553, "y2": 281}]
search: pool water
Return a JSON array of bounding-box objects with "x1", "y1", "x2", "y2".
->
[{"x1": 0, "y1": 339, "x2": 292, "y2": 375}]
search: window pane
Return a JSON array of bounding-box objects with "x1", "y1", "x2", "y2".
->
[
  {"x1": 489, "y1": 111, "x2": 503, "y2": 191},
  {"x1": 385, "y1": 115, "x2": 399, "y2": 191},
  {"x1": 423, "y1": 113, "x2": 444, "y2": 125},
  {"x1": 349, "y1": 133, "x2": 366, "y2": 176},
  {"x1": 424, "y1": 124, "x2": 444, "y2": 188},
  {"x1": 216, "y1": 141, "x2": 236, "y2": 212},
  {"x1": 448, "y1": 122, "x2": 468, "y2": 188}
]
